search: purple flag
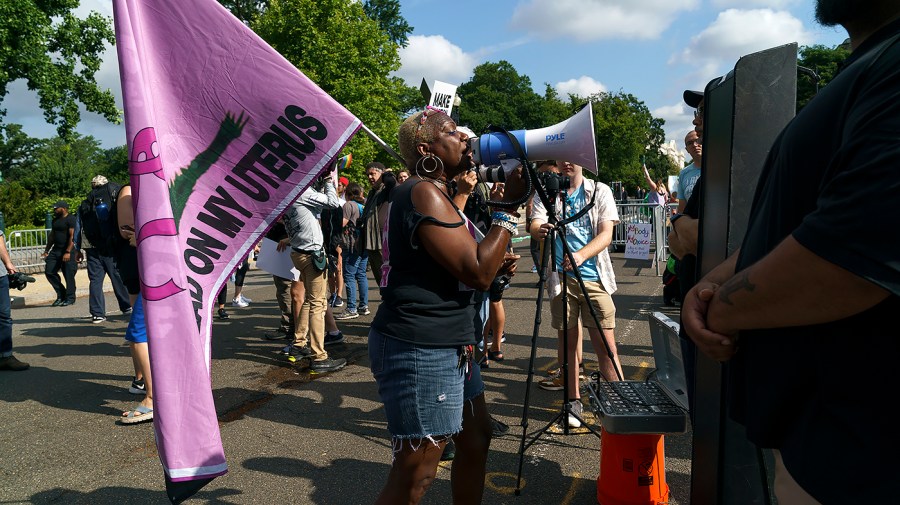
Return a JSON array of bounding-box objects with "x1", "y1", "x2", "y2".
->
[{"x1": 112, "y1": 0, "x2": 361, "y2": 500}]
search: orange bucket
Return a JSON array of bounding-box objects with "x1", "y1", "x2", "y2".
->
[{"x1": 597, "y1": 428, "x2": 670, "y2": 505}]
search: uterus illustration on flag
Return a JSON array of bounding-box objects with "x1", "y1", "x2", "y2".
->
[{"x1": 113, "y1": 0, "x2": 361, "y2": 501}]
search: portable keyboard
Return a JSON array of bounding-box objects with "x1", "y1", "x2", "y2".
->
[{"x1": 587, "y1": 379, "x2": 687, "y2": 434}]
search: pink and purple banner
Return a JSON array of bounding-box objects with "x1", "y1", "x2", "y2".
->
[{"x1": 112, "y1": 0, "x2": 361, "y2": 500}]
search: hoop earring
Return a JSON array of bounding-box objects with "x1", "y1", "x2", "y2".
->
[{"x1": 415, "y1": 153, "x2": 443, "y2": 176}]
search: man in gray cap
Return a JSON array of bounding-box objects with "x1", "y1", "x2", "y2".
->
[
  {"x1": 75, "y1": 175, "x2": 131, "y2": 322},
  {"x1": 42, "y1": 200, "x2": 78, "y2": 306}
]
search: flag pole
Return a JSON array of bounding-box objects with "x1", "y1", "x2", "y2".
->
[{"x1": 359, "y1": 123, "x2": 405, "y2": 166}]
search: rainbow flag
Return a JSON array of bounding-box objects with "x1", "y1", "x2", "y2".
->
[{"x1": 112, "y1": 0, "x2": 361, "y2": 501}]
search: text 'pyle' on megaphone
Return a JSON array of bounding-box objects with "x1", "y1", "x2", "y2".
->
[{"x1": 467, "y1": 102, "x2": 598, "y2": 175}]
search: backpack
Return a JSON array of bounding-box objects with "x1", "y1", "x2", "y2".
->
[
  {"x1": 337, "y1": 202, "x2": 364, "y2": 255},
  {"x1": 80, "y1": 181, "x2": 124, "y2": 250}
]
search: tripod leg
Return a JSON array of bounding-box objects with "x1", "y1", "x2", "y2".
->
[{"x1": 516, "y1": 228, "x2": 554, "y2": 493}]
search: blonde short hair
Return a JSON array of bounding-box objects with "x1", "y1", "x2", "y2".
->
[{"x1": 398, "y1": 108, "x2": 449, "y2": 166}]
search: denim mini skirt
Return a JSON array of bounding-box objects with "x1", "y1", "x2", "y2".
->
[{"x1": 369, "y1": 327, "x2": 484, "y2": 440}]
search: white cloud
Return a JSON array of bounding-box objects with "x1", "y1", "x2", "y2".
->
[
  {"x1": 555, "y1": 76, "x2": 607, "y2": 98},
  {"x1": 653, "y1": 102, "x2": 695, "y2": 154},
  {"x1": 394, "y1": 35, "x2": 477, "y2": 87},
  {"x1": 673, "y1": 9, "x2": 814, "y2": 69},
  {"x1": 510, "y1": 0, "x2": 700, "y2": 42},
  {"x1": 711, "y1": 0, "x2": 799, "y2": 8}
]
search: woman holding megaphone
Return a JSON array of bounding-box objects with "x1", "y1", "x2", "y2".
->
[{"x1": 367, "y1": 106, "x2": 528, "y2": 504}]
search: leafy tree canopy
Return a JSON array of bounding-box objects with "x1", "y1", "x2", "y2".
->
[
  {"x1": 0, "y1": 1, "x2": 120, "y2": 139},
  {"x1": 217, "y1": 0, "x2": 270, "y2": 24},
  {"x1": 457, "y1": 61, "x2": 546, "y2": 135},
  {"x1": 0, "y1": 124, "x2": 44, "y2": 182},
  {"x1": 363, "y1": 0, "x2": 412, "y2": 47},
  {"x1": 20, "y1": 134, "x2": 103, "y2": 198},
  {"x1": 252, "y1": 0, "x2": 406, "y2": 176},
  {"x1": 590, "y1": 90, "x2": 671, "y2": 188},
  {"x1": 797, "y1": 43, "x2": 850, "y2": 111}
]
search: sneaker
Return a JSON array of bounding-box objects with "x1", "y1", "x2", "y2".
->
[
  {"x1": 530, "y1": 265, "x2": 538, "y2": 273},
  {"x1": 490, "y1": 415, "x2": 510, "y2": 437},
  {"x1": 231, "y1": 298, "x2": 249, "y2": 308},
  {"x1": 129, "y1": 378, "x2": 146, "y2": 395},
  {"x1": 330, "y1": 295, "x2": 344, "y2": 308},
  {"x1": 122, "y1": 307, "x2": 133, "y2": 316},
  {"x1": 358, "y1": 305, "x2": 370, "y2": 316},
  {"x1": 92, "y1": 315, "x2": 107, "y2": 323},
  {"x1": 287, "y1": 345, "x2": 313, "y2": 362},
  {"x1": 0, "y1": 355, "x2": 29, "y2": 371},
  {"x1": 217, "y1": 308, "x2": 229, "y2": 320},
  {"x1": 240, "y1": 294, "x2": 252, "y2": 304},
  {"x1": 324, "y1": 332, "x2": 345, "y2": 346},
  {"x1": 547, "y1": 364, "x2": 584, "y2": 377},
  {"x1": 538, "y1": 371, "x2": 564, "y2": 391},
  {"x1": 566, "y1": 400, "x2": 583, "y2": 429},
  {"x1": 484, "y1": 330, "x2": 506, "y2": 347},
  {"x1": 264, "y1": 331, "x2": 290, "y2": 341},
  {"x1": 310, "y1": 357, "x2": 347, "y2": 373},
  {"x1": 334, "y1": 310, "x2": 358, "y2": 320},
  {"x1": 441, "y1": 439, "x2": 456, "y2": 461}
]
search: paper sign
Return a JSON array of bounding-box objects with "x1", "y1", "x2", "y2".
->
[
  {"x1": 624, "y1": 223, "x2": 652, "y2": 260},
  {"x1": 255, "y1": 238, "x2": 300, "y2": 281},
  {"x1": 429, "y1": 80, "x2": 458, "y2": 117}
]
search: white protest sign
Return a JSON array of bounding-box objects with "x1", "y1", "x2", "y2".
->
[
  {"x1": 256, "y1": 238, "x2": 300, "y2": 281},
  {"x1": 624, "y1": 222, "x2": 652, "y2": 260},
  {"x1": 429, "y1": 80, "x2": 458, "y2": 117}
]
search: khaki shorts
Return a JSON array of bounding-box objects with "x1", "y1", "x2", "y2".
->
[{"x1": 550, "y1": 276, "x2": 616, "y2": 330}]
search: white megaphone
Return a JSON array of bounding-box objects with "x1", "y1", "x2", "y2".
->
[{"x1": 468, "y1": 102, "x2": 599, "y2": 176}]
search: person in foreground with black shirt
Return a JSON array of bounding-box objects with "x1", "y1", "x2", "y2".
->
[
  {"x1": 683, "y1": 1, "x2": 900, "y2": 502},
  {"x1": 42, "y1": 200, "x2": 78, "y2": 306},
  {"x1": 368, "y1": 106, "x2": 527, "y2": 505}
]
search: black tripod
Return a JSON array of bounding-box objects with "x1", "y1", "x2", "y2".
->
[{"x1": 513, "y1": 167, "x2": 624, "y2": 495}]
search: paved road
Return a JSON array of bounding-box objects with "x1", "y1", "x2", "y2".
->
[{"x1": 0, "y1": 241, "x2": 692, "y2": 504}]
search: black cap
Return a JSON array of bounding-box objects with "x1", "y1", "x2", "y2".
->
[
  {"x1": 53, "y1": 200, "x2": 69, "y2": 209},
  {"x1": 683, "y1": 90, "x2": 703, "y2": 108}
]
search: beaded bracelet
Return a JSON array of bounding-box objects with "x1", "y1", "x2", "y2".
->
[
  {"x1": 491, "y1": 208, "x2": 521, "y2": 218},
  {"x1": 492, "y1": 218, "x2": 518, "y2": 236},
  {"x1": 491, "y1": 211, "x2": 516, "y2": 223}
]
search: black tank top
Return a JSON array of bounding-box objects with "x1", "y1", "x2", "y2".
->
[{"x1": 371, "y1": 180, "x2": 477, "y2": 347}]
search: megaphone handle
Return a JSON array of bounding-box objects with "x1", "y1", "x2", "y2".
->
[{"x1": 485, "y1": 162, "x2": 534, "y2": 211}]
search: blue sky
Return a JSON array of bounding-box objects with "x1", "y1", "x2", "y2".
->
[{"x1": 5, "y1": 0, "x2": 849, "y2": 159}]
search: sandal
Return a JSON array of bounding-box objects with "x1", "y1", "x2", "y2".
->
[
  {"x1": 121, "y1": 405, "x2": 153, "y2": 424},
  {"x1": 478, "y1": 355, "x2": 491, "y2": 368},
  {"x1": 487, "y1": 350, "x2": 504, "y2": 362}
]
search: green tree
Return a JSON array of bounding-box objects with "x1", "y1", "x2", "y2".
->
[
  {"x1": 0, "y1": 124, "x2": 44, "y2": 182},
  {"x1": 797, "y1": 43, "x2": 850, "y2": 111},
  {"x1": 391, "y1": 77, "x2": 426, "y2": 116},
  {"x1": 457, "y1": 61, "x2": 547, "y2": 135},
  {"x1": 0, "y1": 1, "x2": 120, "y2": 139},
  {"x1": 363, "y1": 0, "x2": 412, "y2": 47},
  {"x1": 252, "y1": 0, "x2": 406, "y2": 173},
  {"x1": 540, "y1": 84, "x2": 579, "y2": 126},
  {"x1": 0, "y1": 180, "x2": 36, "y2": 227},
  {"x1": 216, "y1": 0, "x2": 269, "y2": 24},
  {"x1": 100, "y1": 145, "x2": 129, "y2": 185},
  {"x1": 590, "y1": 91, "x2": 671, "y2": 188},
  {"x1": 23, "y1": 134, "x2": 103, "y2": 197}
]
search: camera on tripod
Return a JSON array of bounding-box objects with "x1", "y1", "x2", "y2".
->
[{"x1": 536, "y1": 171, "x2": 570, "y2": 194}]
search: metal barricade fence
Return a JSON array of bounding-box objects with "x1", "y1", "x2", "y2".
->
[
  {"x1": 612, "y1": 203, "x2": 677, "y2": 275},
  {"x1": 5, "y1": 228, "x2": 52, "y2": 275}
]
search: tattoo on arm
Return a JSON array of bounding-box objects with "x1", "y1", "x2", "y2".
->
[{"x1": 718, "y1": 271, "x2": 755, "y2": 305}]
